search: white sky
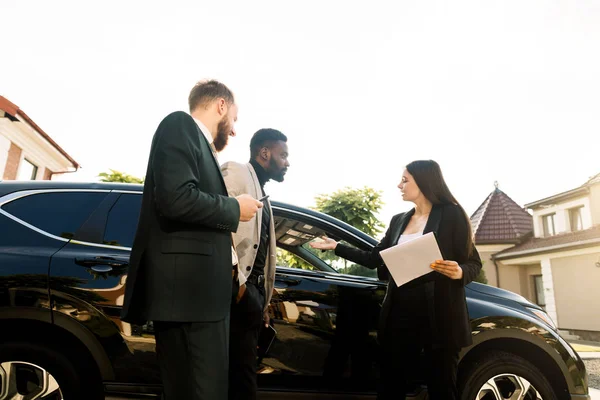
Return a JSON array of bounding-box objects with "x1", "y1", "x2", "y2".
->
[{"x1": 2, "y1": 0, "x2": 599, "y2": 236}]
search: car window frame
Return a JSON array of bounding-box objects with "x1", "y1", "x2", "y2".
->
[
  {"x1": 272, "y1": 204, "x2": 381, "y2": 279},
  {"x1": 0, "y1": 189, "x2": 112, "y2": 243},
  {"x1": 101, "y1": 192, "x2": 143, "y2": 248}
]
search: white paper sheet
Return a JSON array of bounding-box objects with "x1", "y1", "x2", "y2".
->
[{"x1": 379, "y1": 232, "x2": 443, "y2": 287}]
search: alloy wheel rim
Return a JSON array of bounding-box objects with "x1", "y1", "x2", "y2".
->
[
  {"x1": 476, "y1": 373, "x2": 543, "y2": 400},
  {"x1": 0, "y1": 361, "x2": 63, "y2": 400}
]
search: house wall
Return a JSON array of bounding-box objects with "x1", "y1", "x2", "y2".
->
[
  {"x1": 496, "y1": 261, "x2": 541, "y2": 302},
  {"x1": 0, "y1": 133, "x2": 10, "y2": 178},
  {"x1": 551, "y1": 251, "x2": 600, "y2": 332},
  {"x1": 589, "y1": 184, "x2": 600, "y2": 226},
  {"x1": 475, "y1": 244, "x2": 514, "y2": 287},
  {"x1": 497, "y1": 263, "x2": 523, "y2": 296},
  {"x1": 3, "y1": 143, "x2": 22, "y2": 180},
  {"x1": 0, "y1": 112, "x2": 75, "y2": 179},
  {"x1": 532, "y1": 196, "x2": 592, "y2": 237}
]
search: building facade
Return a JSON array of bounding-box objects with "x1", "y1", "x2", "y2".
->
[
  {"x1": 0, "y1": 96, "x2": 79, "y2": 180},
  {"x1": 472, "y1": 175, "x2": 600, "y2": 340}
]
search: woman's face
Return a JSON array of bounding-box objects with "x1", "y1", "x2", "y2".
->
[{"x1": 398, "y1": 169, "x2": 422, "y2": 202}]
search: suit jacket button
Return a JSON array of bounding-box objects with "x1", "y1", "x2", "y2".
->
[
  {"x1": 253, "y1": 244, "x2": 258, "y2": 249},
  {"x1": 246, "y1": 266, "x2": 252, "y2": 271}
]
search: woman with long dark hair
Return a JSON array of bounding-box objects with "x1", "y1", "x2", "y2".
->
[{"x1": 311, "y1": 160, "x2": 482, "y2": 399}]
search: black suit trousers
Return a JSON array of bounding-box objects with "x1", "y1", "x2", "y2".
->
[
  {"x1": 377, "y1": 286, "x2": 460, "y2": 400},
  {"x1": 228, "y1": 281, "x2": 265, "y2": 400},
  {"x1": 155, "y1": 318, "x2": 229, "y2": 400}
]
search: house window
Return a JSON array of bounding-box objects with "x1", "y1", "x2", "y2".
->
[
  {"x1": 17, "y1": 158, "x2": 38, "y2": 180},
  {"x1": 542, "y1": 213, "x2": 555, "y2": 237},
  {"x1": 569, "y1": 206, "x2": 583, "y2": 232},
  {"x1": 533, "y1": 275, "x2": 545, "y2": 308}
]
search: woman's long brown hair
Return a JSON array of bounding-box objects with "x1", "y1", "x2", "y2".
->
[{"x1": 406, "y1": 160, "x2": 474, "y2": 257}]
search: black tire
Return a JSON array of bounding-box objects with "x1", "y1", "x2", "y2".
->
[
  {"x1": 0, "y1": 341, "x2": 103, "y2": 400},
  {"x1": 458, "y1": 350, "x2": 558, "y2": 400}
]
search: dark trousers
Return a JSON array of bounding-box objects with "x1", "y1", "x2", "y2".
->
[
  {"x1": 229, "y1": 281, "x2": 265, "y2": 400},
  {"x1": 377, "y1": 286, "x2": 460, "y2": 400},
  {"x1": 155, "y1": 319, "x2": 229, "y2": 400}
]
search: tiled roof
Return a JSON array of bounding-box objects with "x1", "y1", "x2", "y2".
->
[
  {"x1": 470, "y1": 187, "x2": 533, "y2": 244},
  {"x1": 494, "y1": 225, "x2": 600, "y2": 260}
]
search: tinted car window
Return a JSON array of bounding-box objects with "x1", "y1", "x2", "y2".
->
[
  {"x1": 1, "y1": 192, "x2": 108, "y2": 239},
  {"x1": 300, "y1": 241, "x2": 377, "y2": 278},
  {"x1": 276, "y1": 248, "x2": 319, "y2": 271},
  {"x1": 103, "y1": 194, "x2": 142, "y2": 248}
]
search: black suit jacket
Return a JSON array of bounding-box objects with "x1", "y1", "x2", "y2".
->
[
  {"x1": 335, "y1": 203, "x2": 482, "y2": 349},
  {"x1": 121, "y1": 111, "x2": 240, "y2": 324}
]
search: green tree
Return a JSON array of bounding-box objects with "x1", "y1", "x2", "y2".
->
[
  {"x1": 313, "y1": 186, "x2": 385, "y2": 237},
  {"x1": 276, "y1": 248, "x2": 316, "y2": 271},
  {"x1": 339, "y1": 263, "x2": 377, "y2": 278},
  {"x1": 312, "y1": 186, "x2": 385, "y2": 272},
  {"x1": 98, "y1": 169, "x2": 144, "y2": 184},
  {"x1": 474, "y1": 261, "x2": 489, "y2": 284}
]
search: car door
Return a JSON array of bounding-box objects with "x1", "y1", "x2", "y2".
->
[
  {"x1": 258, "y1": 205, "x2": 387, "y2": 395},
  {"x1": 47, "y1": 189, "x2": 162, "y2": 395}
]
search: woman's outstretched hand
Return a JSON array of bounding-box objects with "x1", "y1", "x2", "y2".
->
[
  {"x1": 431, "y1": 259, "x2": 463, "y2": 280},
  {"x1": 309, "y1": 237, "x2": 338, "y2": 250}
]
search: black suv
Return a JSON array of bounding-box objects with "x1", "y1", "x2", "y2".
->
[{"x1": 0, "y1": 181, "x2": 591, "y2": 399}]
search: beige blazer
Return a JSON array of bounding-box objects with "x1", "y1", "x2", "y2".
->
[{"x1": 221, "y1": 161, "x2": 276, "y2": 310}]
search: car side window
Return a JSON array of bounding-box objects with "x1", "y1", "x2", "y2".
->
[
  {"x1": 1, "y1": 192, "x2": 108, "y2": 239},
  {"x1": 103, "y1": 194, "x2": 142, "y2": 248},
  {"x1": 276, "y1": 248, "x2": 319, "y2": 271},
  {"x1": 300, "y1": 241, "x2": 378, "y2": 278},
  {"x1": 273, "y1": 213, "x2": 378, "y2": 277}
]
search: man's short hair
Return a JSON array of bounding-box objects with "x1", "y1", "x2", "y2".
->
[
  {"x1": 188, "y1": 80, "x2": 235, "y2": 112},
  {"x1": 250, "y1": 129, "x2": 288, "y2": 158}
]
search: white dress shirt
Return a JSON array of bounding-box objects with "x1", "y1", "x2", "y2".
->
[
  {"x1": 396, "y1": 231, "x2": 423, "y2": 245},
  {"x1": 192, "y1": 117, "x2": 245, "y2": 285}
]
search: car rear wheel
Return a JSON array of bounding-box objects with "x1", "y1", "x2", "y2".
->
[
  {"x1": 458, "y1": 350, "x2": 558, "y2": 400},
  {"x1": 0, "y1": 341, "x2": 102, "y2": 400}
]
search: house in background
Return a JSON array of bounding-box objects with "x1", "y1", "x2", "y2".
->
[
  {"x1": 472, "y1": 175, "x2": 600, "y2": 341},
  {"x1": 0, "y1": 96, "x2": 79, "y2": 180},
  {"x1": 470, "y1": 181, "x2": 534, "y2": 289}
]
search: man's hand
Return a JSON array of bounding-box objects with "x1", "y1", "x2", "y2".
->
[
  {"x1": 430, "y1": 259, "x2": 463, "y2": 280},
  {"x1": 236, "y1": 283, "x2": 247, "y2": 303},
  {"x1": 236, "y1": 194, "x2": 263, "y2": 222},
  {"x1": 263, "y1": 310, "x2": 270, "y2": 327}
]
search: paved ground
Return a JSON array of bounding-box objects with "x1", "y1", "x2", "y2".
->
[
  {"x1": 573, "y1": 339, "x2": 600, "y2": 398},
  {"x1": 586, "y1": 359, "x2": 600, "y2": 389}
]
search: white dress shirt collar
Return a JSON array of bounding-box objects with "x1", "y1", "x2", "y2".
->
[{"x1": 192, "y1": 117, "x2": 213, "y2": 145}]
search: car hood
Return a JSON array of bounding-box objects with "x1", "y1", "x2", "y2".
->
[{"x1": 467, "y1": 282, "x2": 538, "y2": 308}]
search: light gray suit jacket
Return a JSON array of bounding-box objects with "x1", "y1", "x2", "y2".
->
[{"x1": 221, "y1": 161, "x2": 276, "y2": 311}]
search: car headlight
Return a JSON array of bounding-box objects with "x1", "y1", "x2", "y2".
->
[{"x1": 530, "y1": 308, "x2": 557, "y2": 330}]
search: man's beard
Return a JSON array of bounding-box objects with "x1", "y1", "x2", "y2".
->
[
  {"x1": 213, "y1": 117, "x2": 231, "y2": 152},
  {"x1": 269, "y1": 157, "x2": 286, "y2": 182}
]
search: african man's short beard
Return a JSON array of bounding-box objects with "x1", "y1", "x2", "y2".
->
[{"x1": 269, "y1": 157, "x2": 286, "y2": 182}]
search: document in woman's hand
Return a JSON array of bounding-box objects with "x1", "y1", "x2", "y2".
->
[{"x1": 379, "y1": 232, "x2": 443, "y2": 287}]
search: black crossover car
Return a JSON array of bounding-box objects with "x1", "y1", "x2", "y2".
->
[{"x1": 0, "y1": 181, "x2": 591, "y2": 399}]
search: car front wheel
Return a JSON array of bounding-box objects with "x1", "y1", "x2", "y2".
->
[
  {"x1": 0, "y1": 341, "x2": 102, "y2": 400},
  {"x1": 458, "y1": 350, "x2": 558, "y2": 400}
]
